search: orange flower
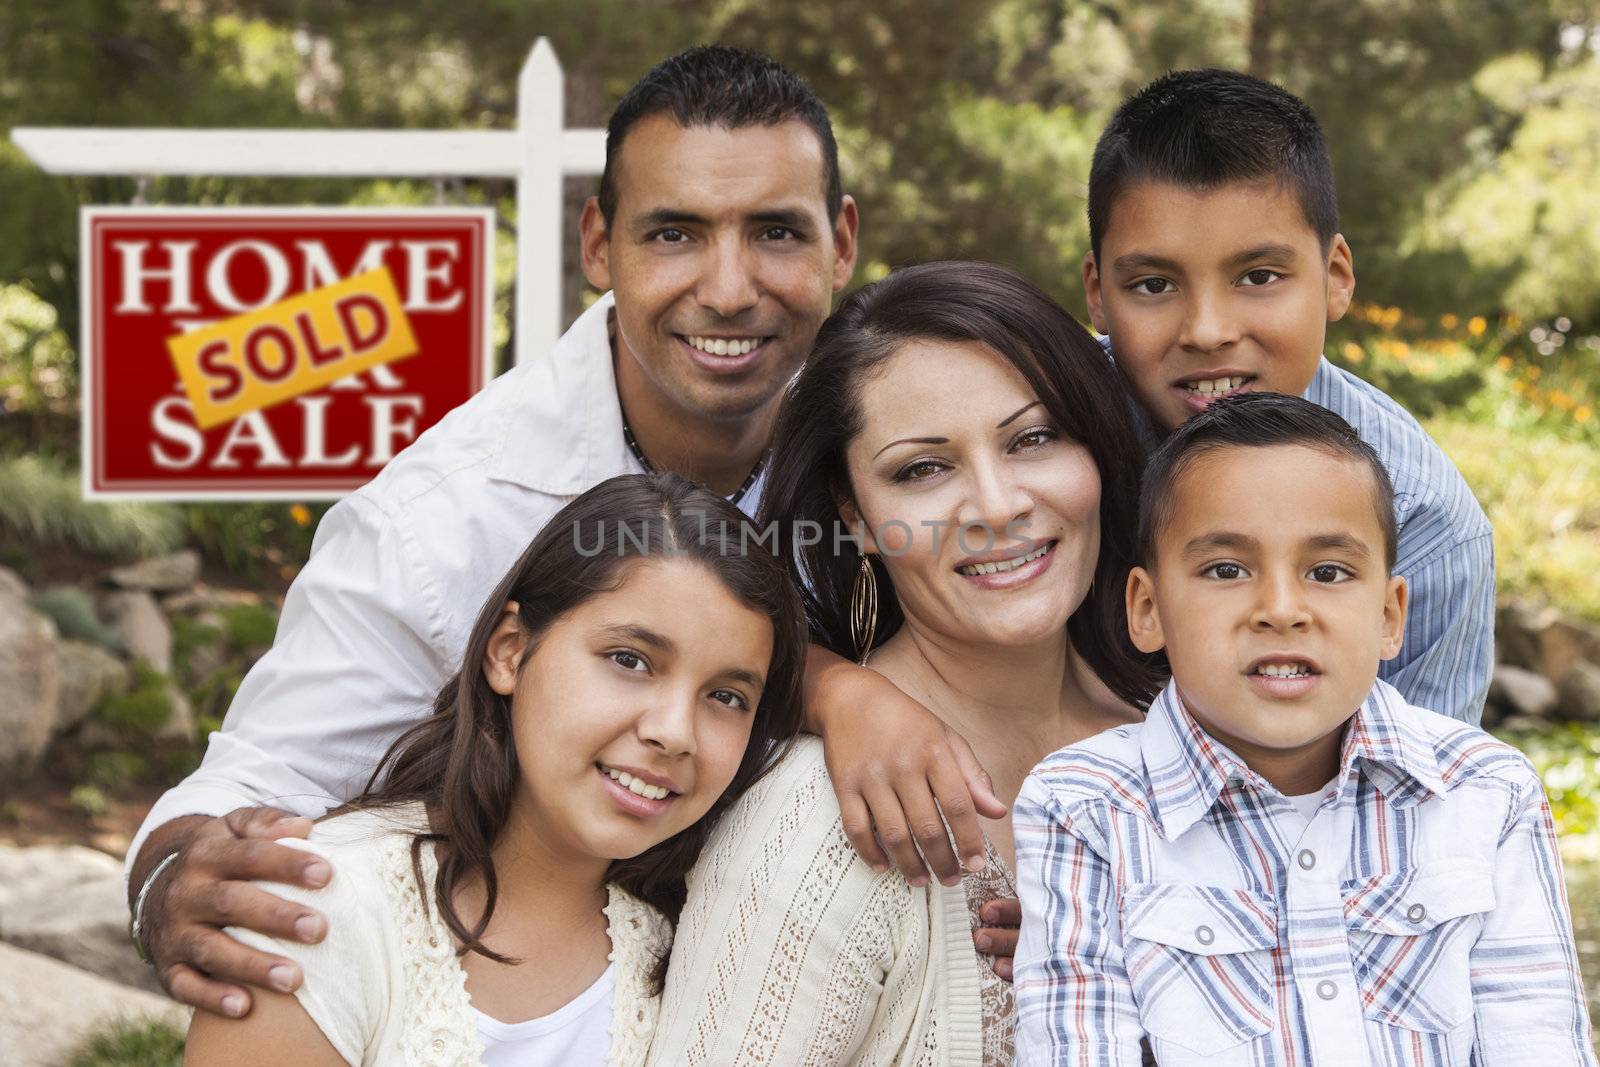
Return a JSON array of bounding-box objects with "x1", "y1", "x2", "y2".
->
[
  {"x1": 1495, "y1": 356, "x2": 1513, "y2": 372},
  {"x1": 1342, "y1": 341, "x2": 1365, "y2": 363},
  {"x1": 1440, "y1": 313, "x2": 1460, "y2": 330},
  {"x1": 1467, "y1": 315, "x2": 1487, "y2": 337},
  {"x1": 289, "y1": 503, "x2": 312, "y2": 527},
  {"x1": 1576, "y1": 405, "x2": 1593, "y2": 424}
]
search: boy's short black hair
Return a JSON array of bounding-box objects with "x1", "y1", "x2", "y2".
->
[
  {"x1": 1088, "y1": 68, "x2": 1339, "y2": 261},
  {"x1": 1137, "y1": 393, "x2": 1397, "y2": 571},
  {"x1": 598, "y1": 46, "x2": 842, "y2": 227}
]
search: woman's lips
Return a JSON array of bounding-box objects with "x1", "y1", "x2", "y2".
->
[{"x1": 596, "y1": 764, "x2": 677, "y2": 817}]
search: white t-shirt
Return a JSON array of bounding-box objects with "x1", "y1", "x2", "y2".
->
[
  {"x1": 1286, "y1": 778, "x2": 1336, "y2": 822},
  {"x1": 475, "y1": 965, "x2": 614, "y2": 1067}
]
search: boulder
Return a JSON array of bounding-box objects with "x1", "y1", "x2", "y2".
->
[
  {"x1": 104, "y1": 590, "x2": 172, "y2": 673},
  {"x1": 1487, "y1": 664, "x2": 1561, "y2": 721},
  {"x1": 0, "y1": 584, "x2": 62, "y2": 772},
  {"x1": 55, "y1": 639, "x2": 132, "y2": 731},
  {"x1": 0, "y1": 565, "x2": 29, "y2": 601},
  {"x1": 1495, "y1": 600, "x2": 1547, "y2": 673},
  {"x1": 0, "y1": 942, "x2": 187, "y2": 1067},
  {"x1": 107, "y1": 549, "x2": 201, "y2": 593},
  {"x1": 0, "y1": 843, "x2": 159, "y2": 994},
  {"x1": 1557, "y1": 660, "x2": 1600, "y2": 723},
  {"x1": 1494, "y1": 600, "x2": 1600, "y2": 684}
]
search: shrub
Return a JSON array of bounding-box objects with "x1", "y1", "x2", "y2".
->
[
  {"x1": 0, "y1": 454, "x2": 186, "y2": 559},
  {"x1": 32, "y1": 585, "x2": 124, "y2": 650},
  {"x1": 221, "y1": 602, "x2": 278, "y2": 651},
  {"x1": 97, "y1": 661, "x2": 174, "y2": 736}
]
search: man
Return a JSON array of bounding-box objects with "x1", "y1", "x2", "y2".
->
[{"x1": 128, "y1": 46, "x2": 1007, "y2": 1019}]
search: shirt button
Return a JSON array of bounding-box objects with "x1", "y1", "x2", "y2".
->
[
  {"x1": 1407, "y1": 903, "x2": 1427, "y2": 923},
  {"x1": 1195, "y1": 925, "x2": 1215, "y2": 946},
  {"x1": 1297, "y1": 849, "x2": 1316, "y2": 871},
  {"x1": 1316, "y1": 980, "x2": 1338, "y2": 1001}
]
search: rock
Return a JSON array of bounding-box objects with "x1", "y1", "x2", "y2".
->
[
  {"x1": 1495, "y1": 600, "x2": 1547, "y2": 673},
  {"x1": 0, "y1": 585, "x2": 62, "y2": 773},
  {"x1": 1494, "y1": 600, "x2": 1600, "y2": 684},
  {"x1": 1488, "y1": 664, "x2": 1560, "y2": 720},
  {"x1": 1539, "y1": 617, "x2": 1600, "y2": 690},
  {"x1": 0, "y1": 942, "x2": 187, "y2": 1067},
  {"x1": 157, "y1": 684, "x2": 196, "y2": 743},
  {"x1": 0, "y1": 844, "x2": 158, "y2": 994},
  {"x1": 1557, "y1": 660, "x2": 1600, "y2": 723},
  {"x1": 55, "y1": 639, "x2": 132, "y2": 731},
  {"x1": 104, "y1": 590, "x2": 172, "y2": 673},
  {"x1": 0, "y1": 565, "x2": 29, "y2": 601},
  {"x1": 107, "y1": 549, "x2": 201, "y2": 593}
]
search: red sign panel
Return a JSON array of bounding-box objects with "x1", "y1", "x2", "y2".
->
[{"x1": 81, "y1": 208, "x2": 494, "y2": 499}]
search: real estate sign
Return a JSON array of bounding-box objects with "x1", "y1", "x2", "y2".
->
[{"x1": 81, "y1": 207, "x2": 494, "y2": 499}]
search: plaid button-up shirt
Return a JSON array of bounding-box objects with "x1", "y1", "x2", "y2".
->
[{"x1": 1013, "y1": 679, "x2": 1594, "y2": 1066}]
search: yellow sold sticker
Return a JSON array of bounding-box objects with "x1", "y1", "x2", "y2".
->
[{"x1": 167, "y1": 267, "x2": 420, "y2": 430}]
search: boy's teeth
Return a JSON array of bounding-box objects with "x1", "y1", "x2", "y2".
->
[
  {"x1": 957, "y1": 541, "x2": 1052, "y2": 576},
  {"x1": 687, "y1": 336, "x2": 759, "y2": 356},
  {"x1": 1254, "y1": 663, "x2": 1311, "y2": 677},
  {"x1": 1186, "y1": 375, "x2": 1247, "y2": 396},
  {"x1": 602, "y1": 765, "x2": 671, "y2": 800}
]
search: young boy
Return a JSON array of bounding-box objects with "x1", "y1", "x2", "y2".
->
[
  {"x1": 1012, "y1": 393, "x2": 1593, "y2": 1066},
  {"x1": 1082, "y1": 68, "x2": 1494, "y2": 724}
]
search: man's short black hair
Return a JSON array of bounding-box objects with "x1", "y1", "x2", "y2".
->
[
  {"x1": 1088, "y1": 68, "x2": 1339, "y2": 261},
  {"x1": 1137, "y1": 393, "x2": 1397, "y2": 571},
  {"x1": 598, "y1": 46, "x2": 842, "y2": 227}
]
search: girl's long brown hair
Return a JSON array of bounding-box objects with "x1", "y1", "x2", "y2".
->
[{"x1": 350, "y1": 473, "x2": 806, "y2": 989}]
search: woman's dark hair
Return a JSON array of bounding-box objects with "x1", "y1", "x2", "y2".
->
[
  {"x1": 354, "y1": 473, "x2": 806, "y2": 988},
  {"x1": 759, "y1": 261, "x2": 1165, "y2": 709}
]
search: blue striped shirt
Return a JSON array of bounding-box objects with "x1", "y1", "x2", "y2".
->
[
  {"x1": 1302, "y1": 358, "x2": 1495, "y2": 725},
  {"x1": 1013, "y1": 679, "x2": 1594, "y2": 1067}
]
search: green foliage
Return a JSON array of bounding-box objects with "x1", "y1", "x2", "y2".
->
[
  {"x1": 68, "y1": 784, "x2": 110, "y2": 819},
  {"x1": 221, "y1": 602, "x2": 278, "y2": 651},
  {"x1": 82, "y1": 750, "x2": 150, "y2": 793},
  {"x1": 0, "y1": 455, "x2": 186, "y2": 560},
  {"x1": 68, "y1": 1017, "x2": 185, "y2": 1067},
  {"x1": 171, "y1": 615, "x2": 222, "y2": 675},
  {"x1": 184, "y1": 502, "x2": 324, "y2": 580},
  {"x1": 98, "y1": 661, "x2": 174, "y2": 736},
  {"x1": 32, "y1": 585, "x2": 124, "y2": 651},
  {"x1": 1498, "y1": 723, "x2": 1600, "y2": 858}
]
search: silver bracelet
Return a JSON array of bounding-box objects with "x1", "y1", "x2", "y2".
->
[{"x1": 129, "y1": 849, "x2": 182, "y2": 966}]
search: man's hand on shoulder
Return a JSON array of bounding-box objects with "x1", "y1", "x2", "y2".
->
[{"x1": 131, "y1": 807, "x2": 330, "y2": 1017}]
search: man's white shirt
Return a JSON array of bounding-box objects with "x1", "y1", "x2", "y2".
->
[{"x1": 127, "y1": 292, "x2": 768, "y2": 880}]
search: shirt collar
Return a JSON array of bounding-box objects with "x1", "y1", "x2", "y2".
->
[
  {"x1": 486, "y1": 291, "x2": 637, "y2": 494},
  {"x1": 1140, "y1": 678, "x2": 1447, "y2": 840}
]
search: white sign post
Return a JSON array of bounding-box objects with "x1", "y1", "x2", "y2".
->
[{"x1": 12, "y1": 37, "x2": 600, "y2": 364}]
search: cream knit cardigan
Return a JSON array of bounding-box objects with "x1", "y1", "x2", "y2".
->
[
  {"x1": 231, "y1": 804, "x2": 671, "y2": 1066},
  {"x1": 646, "y1": 737, "x2": 986, "y2": 1065}
]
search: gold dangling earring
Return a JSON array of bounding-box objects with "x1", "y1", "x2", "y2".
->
[{"x1": 850, "y1": 553, "x2": 879, "y2": 666}]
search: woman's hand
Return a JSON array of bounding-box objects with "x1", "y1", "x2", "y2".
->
[
  {"x1": 804, "y1": 644, "x2": 1006, "y2": 885},
  {"x1": 974, "y1": 897, "x2": 1021, "y2": 981}
]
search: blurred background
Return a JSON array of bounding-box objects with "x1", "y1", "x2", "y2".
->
[{"x1": 1, "y1": 1, "x2": 1598, "y2": 1062}]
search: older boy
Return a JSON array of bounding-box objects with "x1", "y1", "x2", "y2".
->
[
  {"x1": 1013, "y1": 394, "x2": 1592, "y2": 1066},
  {"x1": 1083, "y1": 69, "x2": 1494, "y2": 724}
]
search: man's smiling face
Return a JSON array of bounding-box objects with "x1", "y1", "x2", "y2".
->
[
  {"x1": 1084, "y1": 178, "x2": 1355, "y2": 433},
  {"x1": 582, "y1": 114, "x2": 857, "y2": 425}
]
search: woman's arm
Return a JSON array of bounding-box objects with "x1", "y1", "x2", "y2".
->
[{"x1": 184, "y1": 987, "x2": 348, "y2": 1066}]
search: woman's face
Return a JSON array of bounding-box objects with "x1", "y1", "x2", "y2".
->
[
  {"x1": 842, "y1": 338, "x2": 1102, "y2": 650},
  {"x1": 484, "y1": 557, "x2": 773, "y2": 866}
]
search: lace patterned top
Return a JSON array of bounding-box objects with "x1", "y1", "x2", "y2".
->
[
  {"x1": 229, "y1": 804, "x2": 672, "y2": 1066},
  {"x1": 962, "y1": 840, "x2": 1017, "y2": 1067},
  {"x1": 645, "y1": 737, "x2": 987, "y2": 1066}
]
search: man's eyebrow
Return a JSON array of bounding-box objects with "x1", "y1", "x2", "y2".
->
[
  {"x1": 1181, "y1": 531, "x2": 1259, "y2": 557},
  {"x1": 997, "y1": 401, "x2": 1043, "y2": 429},
  {"x1": 1226, "y1": 243, "x2": 1301, "y2": 268},
  {"x1": 598, "y1": 623, "x2": 675, "y2": 652},
  {"x1": 1305, "y1": 533, "x2": 1372, "y2": 558},
  {"x1": 629, "y1": 207, "x2": 818, "y2": 232},
  {"x1": 1110, "y1": 252, "x2": 1182, "y2": 275},
  {"x1": 874, "y1": 436, "x2": 948, "y2": 459}
]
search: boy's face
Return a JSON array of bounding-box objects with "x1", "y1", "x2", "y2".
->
[
  {"x1": 1126, "y1": 443, "x2": 1406, "y2": 794},
  {"x1": 1084, "y1": 179, "x2": 1355, "y2": 433}
]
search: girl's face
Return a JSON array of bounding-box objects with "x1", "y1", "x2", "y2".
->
[
  {"x1": 842, "y1": 338, "x2": 1103, "y2": 650},
  {"x1": 484, "y1": 557, "x2": 773, "y2": 867}
]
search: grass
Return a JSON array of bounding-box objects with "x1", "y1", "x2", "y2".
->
[
  {"x1": 67, "y1": 1017, "x2": 184, "y2": 1067},
  {"x1": 0, "y1": 454, "x2": 186, "y2": 560}
]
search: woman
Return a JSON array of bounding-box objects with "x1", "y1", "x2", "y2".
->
[
  {"x1": 645, "y1": 262, "x2": 1166, "y2": 1065},
  {"x1": 184, "y1": 473, "x2": 807, "y2": 1066}
]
